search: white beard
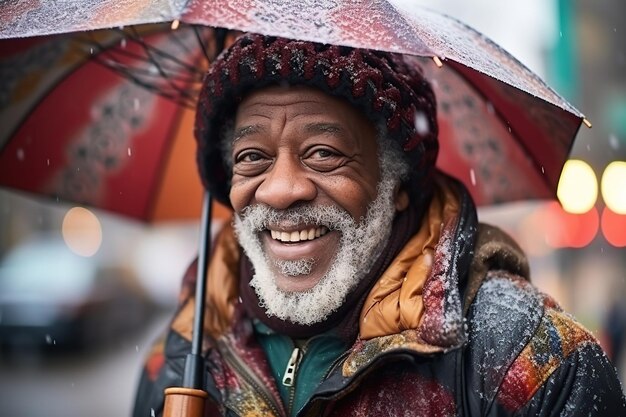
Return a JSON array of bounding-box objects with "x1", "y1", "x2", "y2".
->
[{"x1": 233, "y1": 172, "x2": 399, "y2": 325}]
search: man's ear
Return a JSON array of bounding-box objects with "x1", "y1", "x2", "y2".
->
[{"x1": 394, "y1": 185, "x2": 409, "y2": 212}]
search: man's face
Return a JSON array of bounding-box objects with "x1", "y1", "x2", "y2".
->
[{"x1": 229, "y1": 86, "x2": 382, "y2": 292}]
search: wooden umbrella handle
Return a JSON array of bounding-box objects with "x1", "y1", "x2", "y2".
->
[{"x1": 163, "y1": 387, "x2": 208, "y2": 417}]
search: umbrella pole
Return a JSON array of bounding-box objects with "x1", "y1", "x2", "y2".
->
[
  {"x1": 163, "y1": 192, "x2": 212, "y2": 417},
  {"x1": 162, "y1": 29, "x2": 227, "y2": 417}
]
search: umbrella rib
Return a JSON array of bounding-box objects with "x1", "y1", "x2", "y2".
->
[
  {"x1": 91, "y1": 57, "x2": 196, "y2": 108},
  {"x1": 126, "y1": 26, "x2": 199, "y2": 103},
  {"x1": 98, "y1": 58, "x2": 202, "y2": 83},
  {"x1": 123, "y1": 27, "x2": 205, "y2": 74},
  {"x1": 163, "y1": 25, "x2": 198, "y2": 56},
  {"x1": 81, "y1": 36, "x2": 205, "y2": 78},
  {"x1": 192, "y1": 25, "x2": 211, "y2": 61}
]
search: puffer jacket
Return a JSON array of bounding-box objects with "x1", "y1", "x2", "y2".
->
[{"x1": 133, "y1": 182, "x2": 626, "y2": 417}]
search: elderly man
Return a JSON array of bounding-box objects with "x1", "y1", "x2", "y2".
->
[{"x1": 134, "y1": 34, "x2": 625, "y2": 417}]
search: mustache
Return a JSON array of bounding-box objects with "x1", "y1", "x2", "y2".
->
[{"x1": 237, "y1": 204, "x2": 356, "y2": 232}]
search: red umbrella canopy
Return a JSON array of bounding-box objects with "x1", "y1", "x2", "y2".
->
[
  {"x1": 0, "y1": 26, "x2": 232, "y2": 221},
  {"x1": 0, "y1": 0, "x2": 586, "y2": 211}
]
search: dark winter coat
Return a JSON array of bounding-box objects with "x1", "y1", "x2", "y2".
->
[{"x1": 133, "y1": 182, "x2": 626, "y2": 417}]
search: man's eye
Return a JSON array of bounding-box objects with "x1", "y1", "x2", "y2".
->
[
  {"x1": 315, "y1": 149, "x2": 333, "y2": 158},
  {"x1": 236, "y1": 152, "x2": 264, "y2": 163},
  {"x1": 303, "y1": 147, "x2": 345, "y2": 172},
  {"x1": 307, "y1": 148, "x2": 338, "y2": 159}
]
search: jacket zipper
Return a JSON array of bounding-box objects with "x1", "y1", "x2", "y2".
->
[
  {"x1": 283, "y1": 345, "x2": 301, "y2": 416},
  {"x1": 220, "y1": 340, "x2": 285, "y2": 417},
  {"x1": 282, "y1": 347, "x2": 301, "y2": 387},
  {"x1": 283, "y1": 335, "x2": 326, "y2": 417}
]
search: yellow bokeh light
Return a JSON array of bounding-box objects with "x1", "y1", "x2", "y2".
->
[
  {"x1": 557, "y1": 159, "x2": 598, "y2": 214},
  {"x1": 601, "y1": 161, "x2": 626, "y2": 214},
  {"x1": 62, "y1": 207, "x2": 102, "y2": 257}
]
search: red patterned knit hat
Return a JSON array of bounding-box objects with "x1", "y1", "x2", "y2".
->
[{"x1": 195, "y1": 33, "x2": 439, "y2": 206}]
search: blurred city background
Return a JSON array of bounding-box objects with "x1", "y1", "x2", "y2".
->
[{"x1": 0, "y1": 0, "x2": 625, "y2": 416}]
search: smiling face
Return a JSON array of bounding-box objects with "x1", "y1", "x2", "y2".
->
[
  {"x1": 228, "y1": 85, "x2": 408, "y2": 324},
  {"x1": 230, "y1": 86, "x2": 383, "y2": 285}
]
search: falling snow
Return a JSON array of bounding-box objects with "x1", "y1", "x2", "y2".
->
[
  {"x1": 414, "y1": 111, "x2": 430, "y2": 135},
  {"x1": 609, "y1": 133, "x2": 620, "y2": 150}
]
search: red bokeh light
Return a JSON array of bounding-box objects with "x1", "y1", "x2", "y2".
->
[
  {"x1": 601, "y1": 207, "x2": 626, "y2": 247},
  {"x1": 542, "y1": 202, "x2": 599, "y2": 248}
]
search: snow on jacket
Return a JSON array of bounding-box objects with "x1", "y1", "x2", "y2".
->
[{"x1": 133, "y1": 180, "x2": 626, "y2": 417}]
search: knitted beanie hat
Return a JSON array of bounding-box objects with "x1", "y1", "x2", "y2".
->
[{"x1": 195, "y1": 33, "x2": 439, "y2": 207}]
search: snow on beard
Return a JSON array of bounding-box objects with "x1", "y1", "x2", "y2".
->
[{"x1": 233, "y1": 166, "x2": 400, "y2": 325}]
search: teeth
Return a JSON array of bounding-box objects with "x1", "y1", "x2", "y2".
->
[{"x1": 270, "y1": 226, "x2": 330, "y2": 242}]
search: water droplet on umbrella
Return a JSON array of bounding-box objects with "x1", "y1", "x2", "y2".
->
[
  {"x1": 470, "y1": 168, "x2": 476, "y2": 186},
  {"x1": 414, "y1": 111, "x2": 430, "y2": 135},
  {"x1": 16, "y1": 148, "x2": 24, "y2": 161}
]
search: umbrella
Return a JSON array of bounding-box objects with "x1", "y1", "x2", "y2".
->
[
  {"x1": 0, "y1": 24, "x2": 233, "y2": 222},
  {"x1": 0, "y1": 24, "x2": 235, "y2": 415},
  {"x1": 0, "y1": 1, "x2": 589, "y2": 415},
  {"x1": 0, "y1": 0, "x2": 589, "y2": 207}
]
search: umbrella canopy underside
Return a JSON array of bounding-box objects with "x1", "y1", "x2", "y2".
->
[{"x1": 0, "y1": 0, "x2": 584, "y2": 219}]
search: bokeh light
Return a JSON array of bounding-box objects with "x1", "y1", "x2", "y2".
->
[
  {"x1": 601, "y1": 161, "x2": 626, "y2": 214},
  {"x1": 543, "y1": 202, "x2": 599, "y2": 248},
  {"x1": 601, "y1": 207, "x2": 626, "y2": 247},
  {"x1": 557, "y1": 159, "x2": 598, "y2": 214},
  {"x1": 62, "y1": 207, "x2": 102, "y2": 257}
]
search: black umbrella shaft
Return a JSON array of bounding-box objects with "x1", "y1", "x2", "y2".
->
[{"x1": 183, "y1": 192, "x2": 212, "y2": 389}]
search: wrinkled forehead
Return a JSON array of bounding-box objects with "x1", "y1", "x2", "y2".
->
[{"x1": 227, "y1": 85, "x2": 379, "y2": 150}]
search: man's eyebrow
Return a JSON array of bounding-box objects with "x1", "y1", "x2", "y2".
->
[
  {"x1": 233, "y1": 125, "x2": 263, "y2": 142},
  {"x1": 304, "y1": 122, "x2": 344, "y2": 136}
]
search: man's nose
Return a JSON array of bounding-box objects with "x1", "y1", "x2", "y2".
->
[{"x1": 255, "y1": 154, "x2": 317, "y2": 209}]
